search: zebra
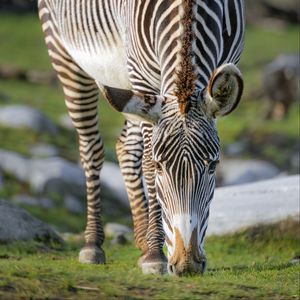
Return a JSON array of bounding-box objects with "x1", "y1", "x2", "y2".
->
[{"x1": 38, "y1": 0, "x2": 245, "y2": 276}]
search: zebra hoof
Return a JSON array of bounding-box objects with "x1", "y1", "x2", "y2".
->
[
  {"x1": 140, "y1": 250, "x2": 167, "y2": 275},
  {"x1": 79, "y1": 245, "x2": 106, "y2": 264},
  {"x1": 141, "y1": 261, "x2": 168, "y2": 275}
]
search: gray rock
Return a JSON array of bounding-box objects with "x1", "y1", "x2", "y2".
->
[
  {"x1": 290, "y1": 256, "x2": 300, "y2": 266},
  {"x1": 30, "y1": 157, "x2": 86, "y2": 197},
  {"x1": 30, "y1": 143, "x2": 59, "y2": 158},
  {"x1": 13, "y1": 195, "x2": 54, "y2": 209},
  {"x1": 224, "y1": 142, "x2": 247, "y2": 157},
  {"x1": 64, "y1": 195, "x2": 84, "y2": 214},
  {"x1": 0, "y1": 150, "x2": 30, "y2": 182},
  {"x1": 0, "y1": 150, "x2": 128, "y2": 211},
  {"x1": 0, "y1": 171, "x2": 3, "y2": 189},
  {"x1": 104, "y1": 223, "x2": 133, "y2": 238},
  {"x1": 101, "y1": 162, "x2": 129, "y2": 209},
  {"x1": 219, "y1": 159, "x2": 280, "y2": 186},
  {"x1": 0, "y1": 150, "x2": 86, "y2": 198},
  {"x1": 0, "y1": 199, "x2": 62, "y2": 243},
  {"x1": 59, "y1": 114, "x2": 74, "y2": 130},
  {"x1": 111, "y1": 234, "x2": 128, "y2": 246},
  {"x1": 208, "y1": 175, "x2": 299, "y2": 236},
  {"x1": 0, "y1": 105, "x2": 58, "y2": 134}
]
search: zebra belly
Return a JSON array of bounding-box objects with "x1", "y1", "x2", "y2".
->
[{"x1": 66, "y1": 44, "x2": 131, "y2": 90}]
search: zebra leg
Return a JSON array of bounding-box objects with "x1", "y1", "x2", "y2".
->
[
  {"x1": 140, "y1": 123, "x2": 167, "y2": 274},
  {"x1": 39, "y1": 2, "x2": 105, "y2": 264},
  {"x1": 116, "y1": 120, "x2": 149, "y2": 255}
]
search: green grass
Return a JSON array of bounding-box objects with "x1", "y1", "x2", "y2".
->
[{"x1": 0, "y1": 218, "x2": 299, "y2": 299}]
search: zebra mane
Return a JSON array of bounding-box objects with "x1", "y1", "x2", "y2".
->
[{"x1": 175, "y1": 0, "x2": 196, "y2": 115}]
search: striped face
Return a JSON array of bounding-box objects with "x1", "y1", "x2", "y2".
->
[{"x1": 152, "y1": 102, "x2": 220, "y2": 275}]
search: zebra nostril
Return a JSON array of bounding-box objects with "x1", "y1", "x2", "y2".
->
[
  {"x1": 168, "y1": 264, "x2": 176, "y2": 275},
  {"x1": 201, "y1": 260, "x2": 207, "y2": 274}
]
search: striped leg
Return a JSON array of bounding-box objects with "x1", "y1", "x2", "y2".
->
[
  {"x1": 116, "y1": 120, "x2": 149, "y2": 255},
  {"x1": 140, "y1": 123, "x2": 167, "y2": 274},
  {"x1": 39, "y1": 1, "x2": 105, "y2": 264}
]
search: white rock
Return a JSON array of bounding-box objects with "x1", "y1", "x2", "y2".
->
[
  {"x1": 0, "y1": 150, "x2": 85, "y2": 197},
  {"x1": 208, "y1": 175, "x2": 300, "y2": 236},
  {"x1": 104, "y1": 223, "x2": 133, "y2": 238},
  {"x1": 101, "y1": 161, "x2": 129, "y2": 208},
  {"x1": 0, "y1": 171, "x2": 3, "y2": 189},
  {"x1": 64, "y1": 195, "x2": 84, "y2": 214},
  {"x1": 59, "y1": 114, "x2": 74, "y2": 130},
  {"x1": 0, "y1": 105, "x2": 58, "y2": 134},
  {"x1": 30, "y1": 157, "x2": 86, "y2": 197},
  {"x1": 30, "y1": 143, "x2": 59, "y2": 158},
  {"x1": 0, "y1": 150, "x2": 30, "y2": 182},
  {"x1": 219, "y1": 159, "x2": 280, "y2": 186},
  {"x1": 0, "y1": 150, "x2": 129, "y2": 210}
]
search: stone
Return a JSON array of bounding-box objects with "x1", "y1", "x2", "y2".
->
[
  {"x1": 0, "y1": 199, "x2": 62, "y2": 244},
  {"x1": 290, "y1": 255, "x2": 300, "y2": 266},
  {"x1": 104, "y1": 223, "x2": 133, "y2": 239},
  {"x1": 0, "y1": 150, "x2": 129, "y2": 213},
  {"x1": 208, "y1": 175, "x2": 299, "y2": 236},
  {"x1": 0, "y1": 150, "x2": 30, "y2": 182},
  {"x1": 0, "y1": 171, "x2": 3, "y2": 189},
  {"x1": 30, "y1": 157, "x2": 86, "y2": 197},
  {"x1": 59, "y1": 114, "x2": 74, "y2": 130},
  {"x1": 64, "y1": 195, "x2": 84, "y2": 214},
  {"x1": 111, "y1": 234, "x2": 128, "y2": 246},
  {"x1": 218, "y1": 159, "x2": 280, "y2": 186},
  {"x1": 0, "y1": 150, "x2": 86, "y2": 198},
  {"x1": 101, "y1": 162, "x2": 129, "y2": 209},
  {"x1": 0, "y1": 105, "x2": 58, "y2": 134},
  {"x1": 12, "y1": 195, "x2": 54, "y2": 209},
  {"x1": 30, "y1": 143, "x2": 59, "y2": 158},
  {"x1": 224, "y1": 141, "x2": 247, "y2": 157}
]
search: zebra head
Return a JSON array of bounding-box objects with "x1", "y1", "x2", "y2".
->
[
  {"x1": 105, "y1": 63, "x2": 243, "y2": 275},
  {"x1": 153, "y1": 64, "x2": 243, "y2": 276}
]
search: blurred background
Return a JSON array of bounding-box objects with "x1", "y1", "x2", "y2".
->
[{"x1": 0, "y1": 0, "x2": 299, "y2": 235}]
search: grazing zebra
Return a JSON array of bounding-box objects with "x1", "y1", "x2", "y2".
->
[{"x1": 38, "y1": 0, "x2": 245, "y2": 276}]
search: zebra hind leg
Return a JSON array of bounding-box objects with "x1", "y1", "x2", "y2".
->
[
  {"x1": 39, "y1": 1, "x2": 105, "y2": 264},
  {"x1": 116, "y1": 121, "x2": 149, "y2": 257},
  {"x1": 64, "y1": 79, "x2": 105, "y2": 264}
]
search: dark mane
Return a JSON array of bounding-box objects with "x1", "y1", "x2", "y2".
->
[{"x1": 175, "y1": 0, "x2": 196, "y2": 115}]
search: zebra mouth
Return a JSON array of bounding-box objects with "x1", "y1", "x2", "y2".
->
[{"x1": 167, "y1": 258, "x2": 207, "y2": 276}]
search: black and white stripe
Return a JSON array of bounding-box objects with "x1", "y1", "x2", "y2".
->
[{"x1": 38, "y1": 0, "x2": 245, "y2": 273}]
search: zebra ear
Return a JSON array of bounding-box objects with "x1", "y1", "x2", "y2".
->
[
  {"x1": 102, "y1": 86, "x2": 163, "y2": 123},
  {"x1": 204, "y1": 63, "x2": 243, "y2": 118}
]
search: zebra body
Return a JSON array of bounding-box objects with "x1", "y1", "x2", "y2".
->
[{"x1": 39, "y1": 0, "x2": 245, "y2": 275}]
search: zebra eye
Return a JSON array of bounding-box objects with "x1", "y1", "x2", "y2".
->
[
  {"x1": 154, "y1": 161, "x2": 163, "y2": 174},
  {"x1": 209, "y1": 160, "x2": 219, "y2": 172}
]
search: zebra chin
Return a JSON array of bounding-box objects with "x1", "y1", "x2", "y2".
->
[{"x1": 165, "y1": 215, "x2": 207, "y2": 276}]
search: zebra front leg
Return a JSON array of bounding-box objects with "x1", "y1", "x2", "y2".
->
[
  {"x1": 140, "y1": 122, "x2": 167, "y2": 274},
  {"x1": 63, "y1": 87, "x2": 105, "y2": 264},
  {"x1": 39, "y1": 0, "x2": 105, "y2": 264},
  {"x1": 116, "y1": 121, "x2": 149, "y2": 256}
]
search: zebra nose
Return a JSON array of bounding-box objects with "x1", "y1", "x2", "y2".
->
[{"x1": 167, "y1": 259, "x2": 207, "y2": 276}]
